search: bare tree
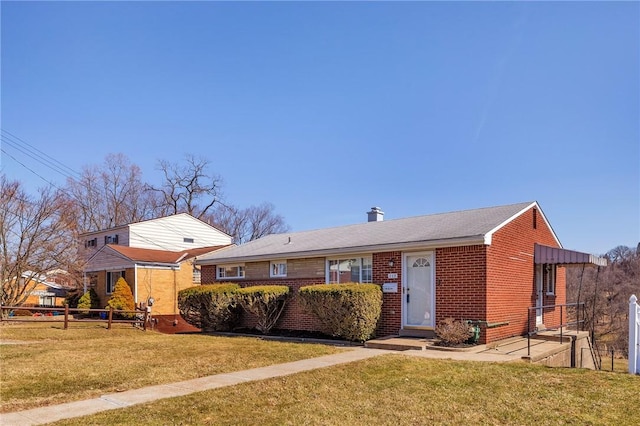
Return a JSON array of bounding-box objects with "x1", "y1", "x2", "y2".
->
[
  {"x1": 65, "y1": 153, "x2": 154, "y2": 233},
  {"x1": 208, "y1": 202, "x2": 289, "y2": 244},
  {"x1": 147, "y1": 154, "x2": 223, "y2": 219},
  {"x1": 1, "y1": 176, "x2": 79, "y2": 306},
  {"x1": 567, "y1": 244, "x2": 640, "y2": 356}
]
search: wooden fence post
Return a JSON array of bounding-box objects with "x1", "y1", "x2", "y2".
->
[
  {"x1": 142, "y1": 308, "x2": 148, "y2": 331},
  {"x1": 64, "y1": 304, "x2": 69, "y2": 330},
  {"x1": 108, "y1": 307, "x2": 113, "y2": 330}
]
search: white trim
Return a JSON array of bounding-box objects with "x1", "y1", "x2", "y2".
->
[
  {"x1": 483, "y1": 202, "x2": 562, "y2": 248},
  {"x1": 216, "y1": 264, "x2": 245, "y2": 280},
  {"x1": 325, "y1": 255, "x2": 373, "y2": 284}
]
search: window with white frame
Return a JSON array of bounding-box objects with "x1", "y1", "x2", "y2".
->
[
  {"x1": 193, "y1": 266, "x2": 201, "y2": 284},
  {"x1": 327, "y1": 257, "x2": 372, "y2": 284},
  {"x1": 106, "y1": 270, "x2": 124, "y2": 294},
  {"x1": 217, "y1": 265, "x2": 245, "y2": 279},
  {"x1": 270, "y1": 261, "x2": 287, "y2": 278},
  {"x1": 543, "y1": 264, "x2": 556, "y2": 295}
]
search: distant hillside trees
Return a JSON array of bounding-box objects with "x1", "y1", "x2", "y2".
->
[{"x1": 567, "y1": 244, "x2": 640, "y2": 356}]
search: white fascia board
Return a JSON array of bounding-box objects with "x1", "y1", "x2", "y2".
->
[
  {"x1": 196, "y1": 236, "x2": 485, "y2": 265},
  {"x1": 483, "y1": 201, "x2": 562, "y2": 248},
  {"x1": 136, "y1": 262, "x2": 180, "y2": 270},
  {"x1": 84, "y1": 263, "x2": 133, "y2": 273}
]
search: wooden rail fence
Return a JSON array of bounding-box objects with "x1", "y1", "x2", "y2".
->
[{"x1": 0, "y1": 304, "x2": 150, "y2": 331}]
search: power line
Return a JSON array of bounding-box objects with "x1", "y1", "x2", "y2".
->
[
  {"x1": 2, "y1": 131, "x2": 227, "y2": 245},
  {"x1": 1, "y1": 129, "x2": 80, "y2": 178},
  {"x1": 0, "y1": 147, "x2": 67, "y2": 192}
]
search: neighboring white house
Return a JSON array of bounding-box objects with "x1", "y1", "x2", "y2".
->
[
  {"x1": 80, "y1": 213, "x2": 232, "y2": 258},
  {"x1": 79, "y1": 214, "x2": 233, "y2": 320}
]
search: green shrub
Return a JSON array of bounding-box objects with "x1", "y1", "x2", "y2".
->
[
  {"x1": 178, "y1": 283, "x2": 240, "y2": 331},
  {"x1": 435, "y1": 318, "x2": 473, "y2": 346},
  {"x1": 64, "y1": 290, "x2": 82, "y2": 309},
  {"x1": 299, "y1": 283, "x2": 382, "y2": 342},
  {"x1": 77, "y1": 288, "x2": 101, "y2": 314},
  {"x1": 106, "y1": 277, "x2": 136, "y2": 319},
  {"x1": 235, "y1": 285, "x2": 290, "y2": 334}
]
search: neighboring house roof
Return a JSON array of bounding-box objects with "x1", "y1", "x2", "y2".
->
[
  {"x1": 87, "y1": 244, "x2": 230, "y2": 269},
  {"x1": 19, "y1": 271, "x2": 74, "y2": 296},
  {"x1": 197, "y1": 201, "x2": 557, "y2": 264}
]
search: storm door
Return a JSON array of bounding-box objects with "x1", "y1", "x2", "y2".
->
[{"x1": 403, "y1": 252, "x2": 435, "y2": 328}]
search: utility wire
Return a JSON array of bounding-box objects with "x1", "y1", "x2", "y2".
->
[
  {"x1": 1, "y1": 129, "x2": 80, "y2": 178},
  {"x1": 0, "y1": 147, "x2": 67, "y2": 193},
  {"x1": 2, "y1": 131, "x2": 227, "y2": 248}
]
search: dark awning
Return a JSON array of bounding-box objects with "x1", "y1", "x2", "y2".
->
[{"x1": 534, "y1": 244, "x2": 607, "y2": 267}]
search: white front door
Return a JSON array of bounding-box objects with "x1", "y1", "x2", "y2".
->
[
  {"x1": 535, "y1": 264, "x2": 544, "y2": 325},
  {"x1": 404, "y1": 252, "x2": 435, "y2": 328}
]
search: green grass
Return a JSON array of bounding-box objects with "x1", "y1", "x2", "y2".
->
[
  {"x1": 52, "y1": 355, "x2": 640, "y2": 426},
  {"x1": 0, "y1": 322, "x2": 342, "y2": 413}
]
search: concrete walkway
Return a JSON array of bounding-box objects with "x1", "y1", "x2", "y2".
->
[
  {"x1": 1, "y1": 348, "x2": 388, "y2": 426},
  {"x1": 1, "y1": 343, "x2": 527, "y2": 426}
]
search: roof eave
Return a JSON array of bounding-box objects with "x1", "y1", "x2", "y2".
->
[
  {"x1": 195, "y1": 236, "x2": 486, "y2": 265},
  {"x1": 483, "y1": 201, "x2": 562, "y2": 248}
]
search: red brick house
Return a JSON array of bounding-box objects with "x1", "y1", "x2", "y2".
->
[{"x1": 197, "y1": 202, "x2": 605, "y2": 344}]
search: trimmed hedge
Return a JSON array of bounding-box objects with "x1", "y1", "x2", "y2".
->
[
  {"x1": 298, "y1": 283, "x2": 382, "y2": 342},
  {"x1": 178, "y1": 283, "x2": 240, "y2": 331},
  {"x1": 235, "y1": 285, "x2": 290, "y2": 334}
]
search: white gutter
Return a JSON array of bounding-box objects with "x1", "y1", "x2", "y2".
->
[{"x1": 195, "y1": 235, "x2": 486, "y2": 265}]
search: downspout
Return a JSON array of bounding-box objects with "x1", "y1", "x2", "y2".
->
[
  {"x1": 173, "y1": 267, "x2": 178, "y2": 326},
  {"x1": 134, "y1": 264, "x2": 138, "y2": 306}
]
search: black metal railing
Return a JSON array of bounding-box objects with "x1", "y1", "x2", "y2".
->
[{"x1": 527, "y1": 302, "x2": 585, "y2": 357}]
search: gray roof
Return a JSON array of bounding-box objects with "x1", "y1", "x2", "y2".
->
[{"x1": 197, "y1": 201, "x2": 541, "y2": 264}]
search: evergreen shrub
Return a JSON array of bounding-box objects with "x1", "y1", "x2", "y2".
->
[
  {"x1": 77, "y1": 288, "x2": 100, "y2": 314},
  {"x1": 298, "y1": 283, "x2": 382, "y2": 342},
  {"x1": 235, "y1": 285, "x2": 290, "y2": 334},
  {"x1": 178, "y1": 283, "x2": 240, "y2": 331},
  {"x1": 106, "y1": 277, "x2": 136, "y2": 318}
]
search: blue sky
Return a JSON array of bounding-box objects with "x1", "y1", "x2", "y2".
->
[{"x1": 1, "y1": 1, "x2": 638, "y2": 255}]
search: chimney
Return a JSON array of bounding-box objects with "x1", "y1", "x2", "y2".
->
[{"x1": 367, "y1": 207, "x2": 384, "y2": 222}]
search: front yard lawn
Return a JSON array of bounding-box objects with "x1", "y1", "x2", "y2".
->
[
  {"x1": 52, "y1": 354, "x2": 640, "y2": 426},
  {"x1": 0, "y1": 322, "x2": 342, "y2": 413}
]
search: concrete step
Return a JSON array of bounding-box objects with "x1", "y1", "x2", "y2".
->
[{"x1": 365, "y1": 336, "x2": 427, "y2": 351}]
